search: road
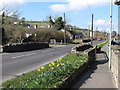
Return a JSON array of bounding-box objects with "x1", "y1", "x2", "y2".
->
[{"x1": 1, "y1": 40, "x2": 105, "y2": 83}]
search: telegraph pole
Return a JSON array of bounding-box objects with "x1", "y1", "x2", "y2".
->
[
  {"x1": 91, "y1": 14, "x2": 94, "y2": 45},
  {"x1": 88, "y1": 23, "x2": 90, "y2": 38},
  {"x1": 108, "y1": 0, "x2": 113, "y2": 69},
  {"x1": 96, "y1": 27, "x2": 98, "y2": 39},
  {"x1": 64, "y1": 13, "x2": 66, "y2": 44},
  {"x1": 1, "y1": 12, "x2": 5, "y2": 45}
]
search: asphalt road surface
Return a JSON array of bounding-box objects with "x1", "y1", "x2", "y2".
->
[{"x1": 1, "y1": 40, "x2": 105, "y2": 83}]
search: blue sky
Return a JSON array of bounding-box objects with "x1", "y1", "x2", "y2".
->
[{"x1": 0, "y1": 0, "x2": 118, "y2": 33}]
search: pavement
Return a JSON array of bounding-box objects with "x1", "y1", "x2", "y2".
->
[{"x1": 72, "y1": 43, "x2": 116, "y2": 88}]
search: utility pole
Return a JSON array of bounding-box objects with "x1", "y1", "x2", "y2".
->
[
  {"x1": 108, "y1": 0, "x2": 113, "y2": 69},
  {"x1": 91, "y1": 14, "x2": 94, "y2": 45},
  {"x1": 64, "y1": 13, "x2": 66, "y2": 44},
  {"x1": 96, "y1": 27, "x2": 98, "y2": 39},
  {"x1": 1, "y1": 12, "x2": 5, "y2": 45},
  {"x1": 88, "y1": 23, "x2": 90, "y2": 38}
]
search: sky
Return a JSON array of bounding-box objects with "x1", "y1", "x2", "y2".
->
[{"x1": 0, "y1": 0, "x2": 118, "y2": 33}]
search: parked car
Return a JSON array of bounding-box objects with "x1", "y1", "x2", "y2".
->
[{"x1": 97, "y1": 37, "x2": 101, "y2": 41}]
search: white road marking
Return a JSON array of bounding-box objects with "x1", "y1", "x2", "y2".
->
[
  {"x1": 42, "y1": 51, "x2": 47, "y2": 53},
  {"x1": 49, "y1": 49, "x2": 55, "y2": 52},
  {"x1": 24, "y1": 53, "x2": 36, "y2": 56},
  {"x1": 12, "y1": 53, "x2": 36, "y2": 59},
  {"x1": 11, "y1": 49, "x2": 55, "y2": 59}
]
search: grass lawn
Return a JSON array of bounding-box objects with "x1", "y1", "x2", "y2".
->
[{"x1": 26, "y1": 21, "x2": 48, "y2": 27}]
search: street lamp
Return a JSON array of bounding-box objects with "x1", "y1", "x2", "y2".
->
[{"x1": 108, "y1": 0, "x2": 113, "y2": 69}]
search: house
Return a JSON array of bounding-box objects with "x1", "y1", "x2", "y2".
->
[{"x1": 67, "y1": 30, "x2": 84, "y2": 40}]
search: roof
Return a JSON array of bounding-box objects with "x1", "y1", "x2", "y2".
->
[{"x1": 67, "y1": 30, "x2": 84, "y2": 36}]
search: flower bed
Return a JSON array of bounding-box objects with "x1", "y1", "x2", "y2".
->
[{"x1": 2, "y1": 53, "x2": 88, "y2": 88}]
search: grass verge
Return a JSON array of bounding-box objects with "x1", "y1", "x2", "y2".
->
[
  {"x1": 96, "y1": 40, "x2": 108, "y2": 48},
  {"x1": 112, "y1": 45, "x2": 120, "y2": 51},
  {"x1": 2, "y1": 53, "x2": 88, "y2": 88}
]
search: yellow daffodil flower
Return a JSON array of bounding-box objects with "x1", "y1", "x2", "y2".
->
[
  {"x1": 56, "y1": 64, "x2": 60, "y2": 67},
  {"x1": 38, "y1": 69, "x2": 40, "y2": 71},
  {"x1": 61, "y1": 63, "x2": 65, "y2": 66},
  {"x1": 51, "y1": 67, "x2": 54, "y2": 70},
  {"x1": 57, "y1": 58, "x2": 62, "y2": 62},
  {"x1": 51, "y1": 62, "x2": 55, "y2": 65},
  {"x1": 41, "y1": 66, "x2": 45, "y2": 69},
  {"x1": 59, "y1": 58, "x2": 62, "y2": 61},
  {"x1": 49, "y1": 64, "x2": 52, "y2": 67}
]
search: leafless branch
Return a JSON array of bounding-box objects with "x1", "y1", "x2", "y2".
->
[{"x1": 0, "y1": 3, "x2": 8, "y2": 12}]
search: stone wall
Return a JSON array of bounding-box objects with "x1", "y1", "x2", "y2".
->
[
  {"x1": 111, "y1": 49, "x2": 120, "y2": 88},
  {"x1": 3, "y1": 43, "x2": 49, "y2": 52},
  {"x1": 55, "y1": 44, "x2": 97, "y2": 88},
  {"x1": 71, "y1": 44, "x2": 96, "y2": 63},
  {"x1": 0, "y1": 45, "x2": 3, "y2": 53}
]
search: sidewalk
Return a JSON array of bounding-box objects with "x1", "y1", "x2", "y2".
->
[{"x1": 72, "y1": 44, "x2": 116, "y2": 88}]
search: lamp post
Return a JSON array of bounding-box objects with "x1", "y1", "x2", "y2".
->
[
  {"x1": 108, "y1": 0, "x2": 113, "y2": 69},
  {"x1": 115, "y1": 0, "x2": 120, "y2": 42}
]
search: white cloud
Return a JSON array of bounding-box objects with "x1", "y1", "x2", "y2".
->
[
  {"x1": 0, "y1": 0, "x2": 26, "y2": 11},
  {"x1": 49, "y1": 0, "x2": 115, "y2": 12},
  {"x1": 93, "y1": 19, "x2": 118, "y2": 33},
  {"x1": 94, "y1": 19, "x2": 109, "y2": 26}
]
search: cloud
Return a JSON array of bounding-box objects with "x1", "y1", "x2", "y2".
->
[
  {"x1": 94, "y1": 19, "x2": 118, "y2": 33},
  {"x1": 0, "y1": 0, "x2": 26, "y2": 11},
  {"x1": 49, "y1": 0, "x2": 115, "y2": 12},
  {"x1": 94, "y1": 19, "x2": 109, "y2": 26}
]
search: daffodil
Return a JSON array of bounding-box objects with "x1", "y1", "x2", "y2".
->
[
  {"x1": 61, "y1": 63, "x2": 65, "y2": 66},
  {"x1": 38, "y1": 69, "x2": 40, "y2": 71},
  {"x1": 49, "y1": 64, "x2": 52, "y2": 67},
  {"x1": 56, "y1": 64, "x2": 60, "y2": 67},
  {"x1": 57, "y1": 58, "x2": 62, "y2": 62},
  {"x1": 57, "y1": 59, "x2": 59, "y2": 62},
  {"x1": 51, "y1": 62, "x2": 55, "y2": 65},
  {"x1": 41, "y1": 66, "x2": 45, "y2": 70},
  {"x1": 59, "y1": 58, "x2": 62, "y2": 61},
  {"x1": 51, "y1": 67, "x2": 54, "y2": 70}
]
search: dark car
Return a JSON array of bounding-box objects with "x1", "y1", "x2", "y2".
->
[{"x1": 111, "y1": 40, "x2": 120, "y2": 45}]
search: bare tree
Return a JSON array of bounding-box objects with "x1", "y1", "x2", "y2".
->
[{"x1": 0, "y1": 3, "x2": 22, "y2": 45}]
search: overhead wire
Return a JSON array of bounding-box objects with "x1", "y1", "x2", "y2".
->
[{"x1": 86, "y1": 0, "x2": 93, "y2": 15}]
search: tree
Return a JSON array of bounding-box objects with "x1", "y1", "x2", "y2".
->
[
  {"x1": 115, "y1": 0, "x2": 120, "y2": 5},
  {"x1": 49, "y1": 16, "x2": 54, "y2": 25},
  {"x1": 49, "y1": 16, "x2": 65, "y2": 30},
  {"x1": 1, "y1": 12, "x2": 6, "y2": 45},
  {"x1": 112, "y1": 31, "x2": 117, "y2": 38},
  {"x1": 0, "y1": 4, "x2": 23, "y2": 45}
]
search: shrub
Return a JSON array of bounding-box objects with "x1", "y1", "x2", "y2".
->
[{"x1": 31, "y1": 29, "x2": 70, "y2": 43}]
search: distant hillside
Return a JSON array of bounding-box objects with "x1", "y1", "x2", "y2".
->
[{"x1": 25, "y1": 21, "x2": 49, "y2": 27}]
